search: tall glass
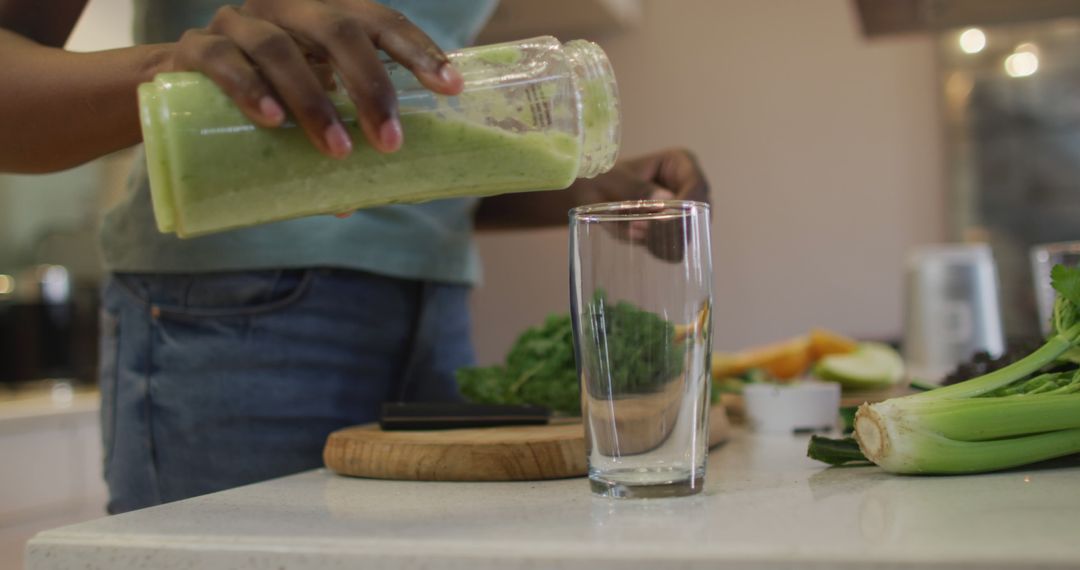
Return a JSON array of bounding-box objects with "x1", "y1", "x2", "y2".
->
[{"x1": 569, "y1": 200, "x2": 713, "y2": 498}]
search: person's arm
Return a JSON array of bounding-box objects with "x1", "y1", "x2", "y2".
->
[
  {"x1": 474, "y1": 148, "x2": 710, "y2": 229},
  {"x1": 0, "y1": 0, "x2": 174, "y2": 173},
  {"x1": 0, "y1": 0, "x2": 465, "y2": 174},
  {"x1": 0, "y1": 28, "x2": 173, "y2": 173}
]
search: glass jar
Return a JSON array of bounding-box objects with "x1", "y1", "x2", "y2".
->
[{"x1": 138, "y1": 36, "x2": 621, "y2": 238}]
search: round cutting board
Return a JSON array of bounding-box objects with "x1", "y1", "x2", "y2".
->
[{"x1": 323, "y1": 404, "x2": 730, "y2": 481}]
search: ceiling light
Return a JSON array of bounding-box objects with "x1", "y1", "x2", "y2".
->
[
  {"x1": 1004, "y1": 51, "x2": 1039, "y2": 78},
  {"x1": 958, "y1": 28, "x2": 986, "y2": 54}
]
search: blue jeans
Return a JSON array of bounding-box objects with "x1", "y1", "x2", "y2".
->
[{"x1": 98, "y1": 269, "x2": 473, "y2": 514}]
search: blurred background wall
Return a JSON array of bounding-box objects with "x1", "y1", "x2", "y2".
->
[{"x1": 472, "y1": 0, "x2": 945, "y2": 363}]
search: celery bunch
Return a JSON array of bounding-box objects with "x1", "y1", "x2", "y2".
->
[{"x1": 812, "y1": 265, "x2": 1080, "y2": 474}]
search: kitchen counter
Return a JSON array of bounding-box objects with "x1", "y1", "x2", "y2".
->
[
  {"x1": 26, "y1": 428, "x2": 1080, "y2": 570},
  {"x1": 1, "y1": 385, "x2": 106, "y2": 570},
  {"x1": 0, "y1": 384, "x2": 99, "y2": 425}
]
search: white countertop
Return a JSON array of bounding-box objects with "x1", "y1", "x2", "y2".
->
[{"x1": 26, "y1": 428, "x2": 1080, "y2": 570}]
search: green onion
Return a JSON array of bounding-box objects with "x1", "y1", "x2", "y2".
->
[{"x1": 807, "y1": 435, "x2": 868, "y2": 466}]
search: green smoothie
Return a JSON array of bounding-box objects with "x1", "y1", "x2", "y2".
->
[
  {"x1": 474, "y1": 45, "x2": 524, "y2": 66},
  {"x1": 140, "y1": 72, "x2": 582, "y2": 238}
]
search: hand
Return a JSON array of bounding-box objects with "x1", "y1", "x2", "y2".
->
[
  {"x1": 170, "y1": 0, "x2": 464, "y2": 159},
  {"x1": 585, "y1": 148, "x2": 710, "y2": 262},
  {"x1": 586, "y1": 147, "x2": 710, "y2": 206}
]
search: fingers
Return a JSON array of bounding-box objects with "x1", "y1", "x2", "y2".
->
[
  {"x1": 173, "y1": 28, "x2": 284, "y2": 128},
  {"x1": 252, "y1": 0, "x2": 461, "y2": 152},
  {"x1": 175, "y1": 1, "x2": 463, "y2": 157},
  {"x1": 583, "y1": 149, "x2": 708, "y2": 263},
  {"x1": 645, "y1": 213, "x2": 687, "y2": 263},
  {"x1": 207, "y1": 6, "x2": 352, "y2": 158},
  {"x1": 627, "y1": 148, "x2": 710, "y2": 204},
  {"x1": 628, "y1": 188, "x2": 675, "y2": 242},
  {"x1": 310, "y1": 60, "x2": 337, "y2": 90},
  {"x1": 272, "y1": 1, "x2": 402, "y2": 152},
  {"x1": 666, "y1": 149, "x2": 709, "y2": 204},
  {"x1": 596, "y1": 162, "x2": 687, "y2": 262},
  {"x1": 592, "y1": 165, "x2": 658, "y2": 203},
  {"x1": 341, "y1": 2, "x2": 464, "y2": 95}
]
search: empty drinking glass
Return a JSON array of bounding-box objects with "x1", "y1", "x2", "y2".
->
[{"x1": 569, "y1": 200, "x2": 713, "y2": 498}]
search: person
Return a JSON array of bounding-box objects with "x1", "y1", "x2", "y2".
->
[{"x1": 0, "y1": 0, "x2": 710, "y2": 514}]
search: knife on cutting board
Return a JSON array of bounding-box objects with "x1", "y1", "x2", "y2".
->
[{"x1": 379, "y1": 402, "x2": 551, "y2": 430}]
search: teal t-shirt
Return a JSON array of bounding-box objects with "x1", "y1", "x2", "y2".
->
[{"x1": 101, "y1": 0, "x2": 498, "y2": 284}]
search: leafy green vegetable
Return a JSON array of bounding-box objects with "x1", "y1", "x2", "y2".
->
[
  {"x1": 714, "y1": 376, "x2": 749, "y2": 394},
  {"x1": 508, "y1": 314, "x2": 582, "y2": 414},
  {"x1": 907, "y1": 378, "x2": 939, "y2": 391},
  {"x1": 839, "y1": 406, "x2": 858, "y2": 434},
  {"x1": 743, "y1": 368, "x2": 773, "y2": 385},
  {"x1": 580, "y1": 292, "x2": 686, "y2": 397},
  {"x1": 457, "y1": 314, "x2": 580, "y2": 415},
  {"x1": 1052, "y1": 264, "x2": 1080, "y2": 313},
  {"x1": 807, "y1": 435, "x2": 869, "y2": 466},
  {"x1": 822, "y1": 264, "x2": 1080, "y2": 475},
  {"x1": 812, "y1": 368, "x2": 1080, "y2": 468},
  {"x1": 457, "y1": 296, "x2": 708, "y2": 415}
]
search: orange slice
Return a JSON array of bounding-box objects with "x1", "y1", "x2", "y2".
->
[
  {"x1": 808, "y1": 328, "x2": 858, "y2": 360},
  {"x1": 712, "y1": 336, "x2": 812, "y2": 381}
]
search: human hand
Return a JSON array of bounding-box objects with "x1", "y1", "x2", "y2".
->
[
  {"x1": 587, "y1": 147, "x2": 709, "y2": 205},
  {"x1": 585, "y1": 148, "x2": 710, "y2": 261},
  {"x1": 170, "y1": 0, "x2": 464, "y2": 159}
]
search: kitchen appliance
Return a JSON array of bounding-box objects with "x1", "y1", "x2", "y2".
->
[
  {"x1": 902, "y1": 244, "x2": 1005, "y2": 383},
  {"x1": 0, "y1": 265, "x2": 98, "y2": 385}
]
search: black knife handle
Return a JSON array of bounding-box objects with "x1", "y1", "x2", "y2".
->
[{"x1": 379, "y1": 402, "x2": 551, "y2": 430}]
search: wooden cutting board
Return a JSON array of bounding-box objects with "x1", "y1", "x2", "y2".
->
[{"x1": 323, "y1": 404, "x2": 730, "y2": 482}]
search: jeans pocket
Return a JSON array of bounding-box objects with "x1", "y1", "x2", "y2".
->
[{"x1": 113, "y1": 269, "x2": 315, "y2": 319}]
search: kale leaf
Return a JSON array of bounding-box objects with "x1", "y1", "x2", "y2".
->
[
  {"x1": 581, "y1": 293, "x2": 686, "y2": 397},
  {"x1": 456, "y1": 297, "x2": 708, "y2": 416},
  {"x1": 457, "y1": 314, "x2": 580, "y2": 415}
]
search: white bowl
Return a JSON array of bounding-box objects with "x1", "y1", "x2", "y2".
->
[{"x1": 742, "y1": 381, "x2": 841, "y2": 434}]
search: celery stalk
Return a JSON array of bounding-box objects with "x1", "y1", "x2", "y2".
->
[
  {"x1": 855, "y1": 420, "x2": 1080, "y2": 474},
  {"x1": 887, "y1": 393, "x2": 1080, "y2": 441},
  {"x1": 906, "y1": 324, "x2": 1080, "y2": 401},
  {"x1": 830, "y1": 265, "x2": 1080, "y2": 475}
]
